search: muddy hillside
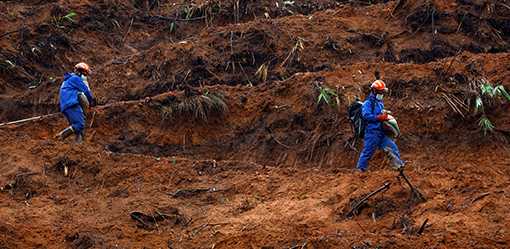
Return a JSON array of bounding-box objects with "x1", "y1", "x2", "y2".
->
[{"x1": 1, "y1": 0, "x2": 510, "y2": 248}]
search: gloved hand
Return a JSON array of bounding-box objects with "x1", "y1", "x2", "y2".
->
[
  {"x1": 377, "y1": 113, "x2": 389, "y2": 121},
  {"x1": 90, "y1": 98, "x2": 97, "y2": 107}
]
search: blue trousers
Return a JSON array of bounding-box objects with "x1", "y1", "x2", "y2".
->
[
  {"x1": 63, "y1": 104, "x2": 85, "y2": 134},
  {"x1": 356, "y1": 131, "x2": 402, "y2": 171}
]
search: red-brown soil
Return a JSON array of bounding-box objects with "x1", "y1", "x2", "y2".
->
[{"x1": 1, "y1": 0, "x2": 510, "y2": 248}]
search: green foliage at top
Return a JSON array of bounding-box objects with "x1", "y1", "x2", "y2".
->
[{"x1": 316, "y1": 85, "x2": 339, "y2": 107}]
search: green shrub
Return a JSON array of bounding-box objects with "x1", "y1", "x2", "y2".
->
[{"x1": 471, "y1": 79, "x2": 509, "y2": 135}]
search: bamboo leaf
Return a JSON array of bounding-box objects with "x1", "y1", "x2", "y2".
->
[
  {"x1": 478, "y1": 116, "x2": 495, "y2": 136},
  {"x1": 63, "y1": 11, "x2": 77, "y2": 22},
  {"x1": 494, "y1": 85, "x2": 510, "y2": 101},
  {"x1": 474, "y1": 96, "x2": 483, "y2": 114},
  {"x1": 480, "y1": 82, "x2": 494, "y2": 97},
  {"x1": 317, "y1": 85, "x2": 340, "y2": 107}
]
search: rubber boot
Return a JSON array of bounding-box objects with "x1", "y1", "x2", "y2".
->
[
  {"x1": 75, "y1": 131, "x2": 84, "y2": 144},
  {"x1": 384, "y1": 147, "x2": 404, "y2": 171},
  {"x1": 57, "y1": 126, "x2": 75, "y2": 141}
]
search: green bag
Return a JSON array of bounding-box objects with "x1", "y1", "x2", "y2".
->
[
  {"x1": 382, "y1": 115, "x2": 400, "y2": 139},
  {"x1": 78, "y1": 92, "x2": 89, "y2": 110}
]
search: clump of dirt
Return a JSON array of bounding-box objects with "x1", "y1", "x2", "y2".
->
[
  {"x1": 0, "y1": 168, "x2": 45, "y2": 200},
  {"x1": 391, "y1": 215, "x2": 430, "y2": 236},
  {"x1": 455, "y1": 0, "x2": 510, "y2": 45},
  {"x1": 65, "y1": 232, "x2": 103, "y2": 249},
  {"x1": 372, "y1": 198, "x2": 398, "y2": 219},
  {"x1": 0, "y1": 222, "x2": 21, "y2": 249},
  {"x1": 130, "y1": 207, "x2": 189, "y2": 230}
]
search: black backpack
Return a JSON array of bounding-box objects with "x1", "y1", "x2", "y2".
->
[{"x1": 348, "y1": 97, "x2": 375, "y2": 141}]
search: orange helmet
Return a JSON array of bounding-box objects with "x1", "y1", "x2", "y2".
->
[
  {"x1": 74, "y1": 62, "x2": 91, "y2": 75},
  {"x1": 370, "y1": 80, "x2": 387, "y2": 91}
]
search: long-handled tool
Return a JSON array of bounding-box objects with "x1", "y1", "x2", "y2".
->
[
  {"x1": 0, "y1": 98, "x2": 151, "y2": 129},
  {"x1": 347, "y1": 181, "x2": 391, "y2": 217},
  {"x1": 398, "y1": 169, "x2": 426, "y2": 203},
  {"x1": 0, "y1": 113, "x2": 60, "y2": 128}
]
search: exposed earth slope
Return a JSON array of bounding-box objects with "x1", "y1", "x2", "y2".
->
[{"x1": 1, "y1": 0, "x2": 510, "y2": 248}]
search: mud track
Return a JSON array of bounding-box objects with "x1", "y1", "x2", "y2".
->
[{"x1": 1, "y1": 0, "x2": 510, "y2": 248}]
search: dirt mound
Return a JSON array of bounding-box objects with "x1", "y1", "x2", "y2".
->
[{"x1": 1, "y1": 0, "x2": 510, "y2": 248}]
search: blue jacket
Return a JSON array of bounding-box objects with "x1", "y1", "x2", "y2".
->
[
  {"x1": 59, "y1": 73, "x2": 93, "y2": 112},
  {"x1": 362, "y1": 93, "x2": 385, "y2": 133}
]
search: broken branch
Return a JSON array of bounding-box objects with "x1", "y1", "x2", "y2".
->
[
  {"x1": 0, "y1": 29, "x2": 22, "y2": 39},
  {"x1": 347, "y1": 181, "x2": 391, "y2": 217},
  {"x1": 471, "y1": 192, "x2": 490, "y2": 204},
  {"x1": 417, "y1": 218, "x2": 429, "y2": 235}
]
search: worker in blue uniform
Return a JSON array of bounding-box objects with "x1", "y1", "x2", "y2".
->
[
  {"x1": 56, "y1": 63, "x2": 95, "y2": 144},
  {"x1": 356, "y1": 80, "x2": 404, "y2": 172}
]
